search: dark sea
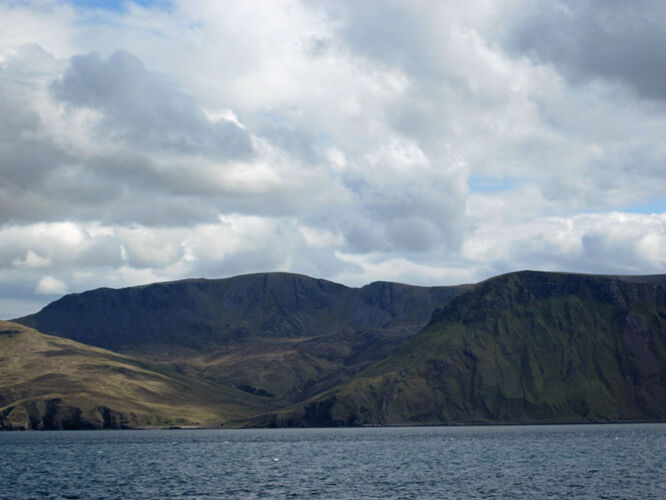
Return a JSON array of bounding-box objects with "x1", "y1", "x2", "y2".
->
[{"x1": 1, "y1": 424, "x2": 664, "y2": 499}]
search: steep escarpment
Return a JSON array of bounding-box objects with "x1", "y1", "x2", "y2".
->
[
  {"x1": 7, "y1": 271, "x2": 666, "y2": 428},
  {"x1": 15, "y1": 273, "x2": 464, "y2": 349},
  {"x1": 13, "y1": 273, "x2": 468, "y2": 402},
  {"x1": 270, "y1": 272, "x2": 666, "y2": 426}
]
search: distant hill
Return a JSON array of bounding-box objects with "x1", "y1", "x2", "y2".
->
[
  {"x1": 14, "y1": 273, "x2": 468, "y2": 402},
  {"x1": 8, "y1": 271, "x2": 666, "y2": 428},
  {"x1": 266, "y1": 271, "x2": 666, "y2": 426},
  {"x1": 0, "y1": 321, "x2": 274, "y2": 430}
]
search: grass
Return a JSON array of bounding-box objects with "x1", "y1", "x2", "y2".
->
[
  {"x1": 277, "y1": 272, "x2": 666, "y2": 425},
  {"x1": 0, "y1": 321, "x2": 275, "y2": 429},
  {"x1": 4, "y1": 271, "x2": 666, "y2": 429}
]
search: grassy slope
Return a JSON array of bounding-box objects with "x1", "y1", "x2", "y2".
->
[
  {"x1": 267, "y1": 272, "x2": 666, "y2": 426},
  {"x1": 14, "y1": 273, "x2": 467, "y2": 402},
  {"x1": 0, "y1": 321, "x2": 275, "y2": 429},
  {"x1": 5, "y1": 271, "x2": 666, "y2": 429}
]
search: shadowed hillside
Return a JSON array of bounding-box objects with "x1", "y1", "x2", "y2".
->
[
  {"x1": 263, "y1": 272, "x2": 666, "y2": 426},
  {"x1": 14, "y1": 273, "x2": 468, "y2": 402},
  {"x1": 8, "y1": 271, "x2": 666, "y2": 428}
]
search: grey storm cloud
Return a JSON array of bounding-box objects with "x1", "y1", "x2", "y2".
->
[
  {"x1": 328, "y1": 1, "x2": 466, "y2": 139},
  {"x1": 0, "y1": 81, "x2": 68, "y2": 194},
  {"x1": 327, "y1": 0, "x2": 445, "y2": 79},
  {"x1": 0, "y1": 47, "x2": 260, "y2": 226},
  {"x1": 51, "y1": 50, "x2": 254, "y2": 158},
  {"x1": 497, "y1": 0, "x2": 666, "y2": 100}
]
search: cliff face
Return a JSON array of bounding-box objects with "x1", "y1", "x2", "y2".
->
[
  {"x1": 8, "y1": 271, "x2": 666, "y2": 428},
  {"x1": 273, "y1": 272, "x2": 666, "y2": 426},
  {"x1": 13, "y1": 273, "x2": 468, "y2": 402},
  {"x1": 15, "y1": 273, "x2": 465, "y2": 349}
]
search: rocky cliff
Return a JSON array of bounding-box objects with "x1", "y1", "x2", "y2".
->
[{"x1": 267, "y1": 272, "x2": 666, "y2": 425}]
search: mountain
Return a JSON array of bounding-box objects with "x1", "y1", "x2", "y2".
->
[
  {"x1": 262, "y1": 271, "x2": 666, "y2": 426},
  {"x1": 0, "y1": 321, "x2": 274, "y2": 430},
  {"x1": 14, "y1": 273, "x2": 468, "y2": 402},
  {"x1": 8, "y1": 271, "x2": 666, "y2": 428}
]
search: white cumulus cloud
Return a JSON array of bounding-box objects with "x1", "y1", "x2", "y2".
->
[{"x1": 35, "y1": 276, "x2": 67, "y2": 295}]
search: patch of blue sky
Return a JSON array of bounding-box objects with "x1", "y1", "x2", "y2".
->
[
  {"x1": 317, "y1": 132, "x2": 332, "y2": 148},
  {"x1": 467, "y1": 176, "x2": 516, "y2": 193},
  {"x1": 66, "y1": 0, "x2": 172, "y2": 13},
  {"x1": 618, "y1": 198, "x2": 666, "y2": 214}
]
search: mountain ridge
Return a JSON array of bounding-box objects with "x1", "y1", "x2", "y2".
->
[
  {"x1": 6, "y1": 270, "x2": 666, "y2": 429},
  {"x1": 264, "y1": 271, "x2": 666, "y2": 426},
  {"x1": 13, "y1": 272, "x2": 469, "y2": 404}
]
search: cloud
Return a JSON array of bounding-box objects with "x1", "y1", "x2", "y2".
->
[
  {"x1": 35, "y1": 276, "x2": 68, "y2": 295},
  {"x1": 12, "y1": 251, "x2": 52, "y2": 269},
  {"x1": 0, "y1": 0, "x2": 665, "y2": 318},
  {"x1": 463, "y1": 212, "x2": 666, "y2": 276},
  {"x1": 496, "y1": 0, "x2": 666, "y2": 101},
  {"x1": 299, "y1": 226, "x2": 345, "y2": 249},
  {"x1": 51, "y1": 50, "x2": 254, "y2": 157},
  {"x1": 0, "y1": 45, "x2": 350, "y2": 226}
]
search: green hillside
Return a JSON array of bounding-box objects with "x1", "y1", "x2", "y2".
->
[
  {"x1": 14, "y1": 273, "x2": 467, "y2": 402},
  {"x1": 5, "y1": 271, "x2": 666, "y2": 429},
  {"x1": 265, "y1": 272, "x2": 666, "y2": 426},
  {"x1": 0, "y1": 321, "x2": 274, "y2": 430}
]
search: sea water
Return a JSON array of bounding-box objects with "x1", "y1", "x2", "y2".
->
[{"x1": 1, "y1": 424, "x2": 664, "y2": 499}]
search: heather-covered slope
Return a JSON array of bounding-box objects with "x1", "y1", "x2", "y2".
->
[
  {"x1": 268, "y1": 272, "x2": 666, "y2": 426},
  {"x1": 0, "y1": 321, "x2": 274, "y2": 430},
  {"x1": 14, "y1": 273, "x2": 468, "y2": 401}
]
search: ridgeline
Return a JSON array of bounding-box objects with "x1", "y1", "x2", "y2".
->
[{"x1": 4, "y1": 271, "x2": 666, "y2": 429}]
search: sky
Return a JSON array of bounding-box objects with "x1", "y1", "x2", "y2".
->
[{"x1": 1, "y1": 0, "x2": 666, "y2": 318}]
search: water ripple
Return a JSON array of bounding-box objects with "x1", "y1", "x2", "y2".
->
[{"x1": 1, "y1": 424, "x2": 665, "y2": 499}]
